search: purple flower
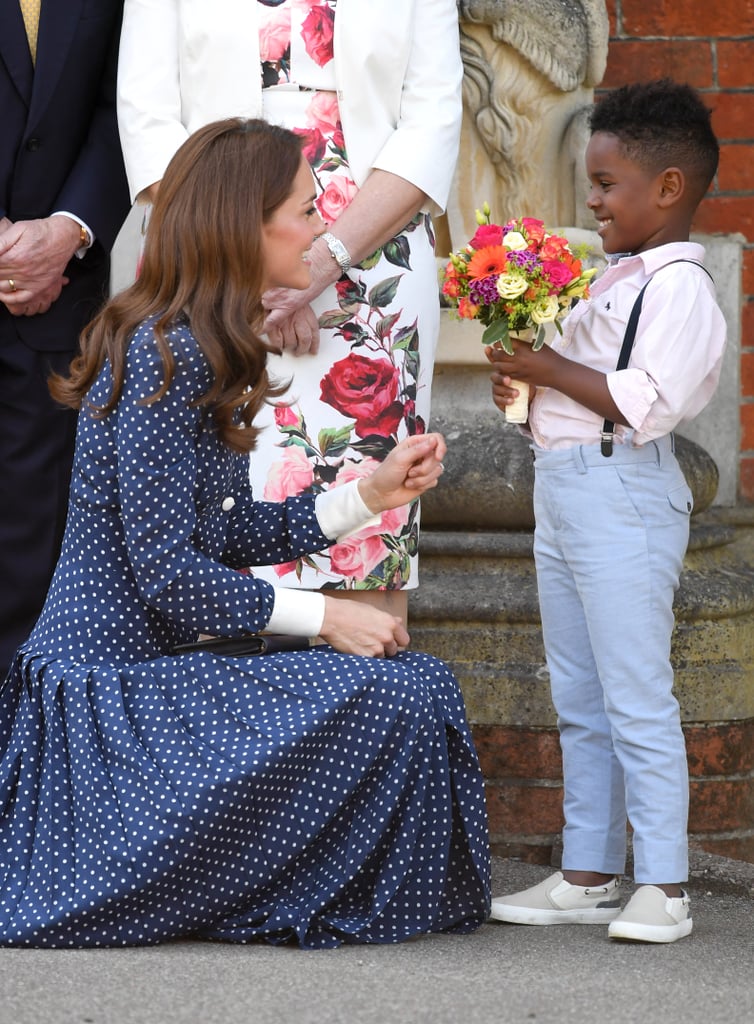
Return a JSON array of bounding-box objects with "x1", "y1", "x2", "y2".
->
[
  {"x1": 469, "y1": 277, "x2": 501, "y2": 305},
  {"x1": 507, "y1": 250, "x2": 540, "y2": 273}
]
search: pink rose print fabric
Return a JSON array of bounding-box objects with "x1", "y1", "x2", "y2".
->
[{"x1": 252, "y1": 0, "x2": 439, "y2": 591}]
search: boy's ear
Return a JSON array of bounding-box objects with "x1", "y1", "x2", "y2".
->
[{"x1": 657, "y1": 167, "x2": 685, "y2": 207}]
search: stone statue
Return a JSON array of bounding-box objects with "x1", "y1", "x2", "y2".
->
[{"x1": 448, "y1": 0, "x2": 609, "y2": 244}]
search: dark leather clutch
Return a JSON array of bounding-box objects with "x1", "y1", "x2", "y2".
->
[{"x1": 172, "y1": 634, "x2": 312, "y2": 656}]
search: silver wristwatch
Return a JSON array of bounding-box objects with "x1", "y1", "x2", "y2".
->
[{"x1": 321, "y1": 231, "x2": 352, "y2": 272}]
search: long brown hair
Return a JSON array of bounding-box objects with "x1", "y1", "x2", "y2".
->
[{"x1": 51, "y1": 118, "x2": 304, "y2": 453}]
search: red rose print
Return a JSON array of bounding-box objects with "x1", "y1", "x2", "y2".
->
[
  {"x1": 320, "y1": 354, "x2": 403, "y2": 438},
  {"x1": 301, "y1": 4, "x2": 335, "y2": 67},
  {"x1": 294, "y1": 126, "x2": 327, "y2": 165}
]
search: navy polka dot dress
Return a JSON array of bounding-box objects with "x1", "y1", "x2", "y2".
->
[{"x1": 0, "y1": 318, "x2": 490, "y2": 948}]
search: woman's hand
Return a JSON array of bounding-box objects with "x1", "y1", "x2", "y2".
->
[
  {"x1": 357, "y1": 433, "x2": 446, "y2": 514},
  {"x1": 319, "y1": 596, "x2": 409, "y2": 657},
  {"x1": 262, "y1": 298, "x2": 322, "y2": 355},
  {"x1": 262, "y1": 236, "x2": 341, "y2": 354}
]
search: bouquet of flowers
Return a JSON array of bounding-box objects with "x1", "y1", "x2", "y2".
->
[{"x1": 442, "y1": 204, "x2": 596, "y2": 421}]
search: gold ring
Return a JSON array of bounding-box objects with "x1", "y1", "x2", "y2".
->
[{"x1": 8, "y1": 279, "x2": 16, "y2": 292}]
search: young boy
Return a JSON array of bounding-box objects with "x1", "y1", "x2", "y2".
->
[{"x1": 486, "y1": 80, "x2": 726, "y2": 943}]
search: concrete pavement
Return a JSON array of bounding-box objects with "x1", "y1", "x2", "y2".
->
[{"x1": 2, "y1": 850, "x2": 753, "y2": 1024}]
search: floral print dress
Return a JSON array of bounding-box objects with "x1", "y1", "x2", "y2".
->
[{"x1": 252, "y1": 0, "x2": 439, "y2": 592}]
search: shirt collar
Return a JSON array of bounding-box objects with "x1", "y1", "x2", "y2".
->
[{"x1": 609, "y1": 241, "x2": 707, "y2": 274}]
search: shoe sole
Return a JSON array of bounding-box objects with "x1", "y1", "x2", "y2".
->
[
  {"x1": 608, "y1": 918, "x2": 693, "y2": 943},
  {"x1": 489, "y1": 904, "x2": 622, "y2": 926}
]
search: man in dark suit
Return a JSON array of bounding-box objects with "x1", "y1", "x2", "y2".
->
[{"x1": 0, "y1": 2, "x2": 130, "y2": 674}]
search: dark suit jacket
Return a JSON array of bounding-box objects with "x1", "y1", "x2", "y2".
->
[{"x1": 0, "y1": 0, "x2": 130, "y2": 352}]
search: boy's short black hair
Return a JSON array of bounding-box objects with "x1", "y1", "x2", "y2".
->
[{"x1": 590, "y1": 79, "x2": 719, "y2": 203}]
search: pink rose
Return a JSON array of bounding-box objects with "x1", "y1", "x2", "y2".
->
[
  {"x1": 316, "y1": 175, "x2": 359, "y2": 225},
  {"x1": 263, "y1": 447, "x2": 314, "y2": 502},
  {"x1": 329, "y1": 534, "x2": 389, "y2": 579},
  {"x1": 274, "y1": 560, "x2": 298, "y2": 579},
  {"x1": 320, "y1": 354, "x2": 403, "y2": 438},
  {"x1": 469, "y1": 223, "x2": 503, "y2": 249},
  {"x1": 274, "y1": 404, "x2": 300, "y2": 429},
  {"x1": 305, "y1": 91, "x2": 340, "y2": 134},
  {"x1": 541, "y1": 259, "x2": 577, "y2": 291},
  {"x1": 301, "y1": 3, "x2": 335, "y2": 67},
  {"x1": 258, "y1": 5, "x2": 291, "y2": 62}
]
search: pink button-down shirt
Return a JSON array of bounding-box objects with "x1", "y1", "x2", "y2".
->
[{"x1": 527, "y1": 242, "x2": 727, "y2": 450}]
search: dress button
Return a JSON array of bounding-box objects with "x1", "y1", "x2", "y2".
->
[
  {"x1": 221, "y1": 497, "x2": 236, "y2": 512},
  {"x1": 26, "y1": 137, "x2": 40, "y2": 151}
]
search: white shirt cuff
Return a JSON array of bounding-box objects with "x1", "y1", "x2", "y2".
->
[
  {"x1": 266, "y1": 587, "x2": 326, "y2": 637},
  {"x1": 51, "y1": 211, "x2": 95, "y2": 258},
  {"x1": 315, "y1": 479, "x2": 381, "y2": 541}
]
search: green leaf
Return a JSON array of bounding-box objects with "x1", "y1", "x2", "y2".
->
[
  {"x1": 368, "y1": 275, "x2": 403, "y2": 310},
  {"x1": 391, "y1": 320, "x2": 419, "y2": 352},
  {"x1": 383, "y1": 236, "x2": 411, "y2": 270},
  {"x1": 318, "y1": 310, "x2": 352, "y2": 329},
  {"x1": 376, "y1": 312, "x2": 400, "y2": 340},
  {"x1": 359, "y1": 248, "x2": 382, "y2": 270},
  {"x1": 318, "y1": 424, "x2": 354, "y2": 457},
  {"x1": 481, "y1": 319, "x2": 513, "y2": 353}
]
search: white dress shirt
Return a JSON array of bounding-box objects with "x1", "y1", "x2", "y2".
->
[{"x1": 528, "y1": 242, "x2": 727, "y2": 451}]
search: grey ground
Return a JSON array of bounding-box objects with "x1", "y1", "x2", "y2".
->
[{"x1": 2, "y1": 850, "x2": 753, "y2": 1024}]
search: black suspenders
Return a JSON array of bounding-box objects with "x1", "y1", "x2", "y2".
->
[{"x1": 600, "y1": 259, "x2": 714, "y2": 458}]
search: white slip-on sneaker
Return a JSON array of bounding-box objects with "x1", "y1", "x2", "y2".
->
[
  {"x1": 490, "y1": 871, "x2": 622, "y2": 925},
  {"x1": 608, "y1": 885, "x2": 693, "y2": 943}
]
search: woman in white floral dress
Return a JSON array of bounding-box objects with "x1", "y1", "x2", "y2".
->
[{"x1": 117, "y1": 0, "x2": 464, "y2": 623}]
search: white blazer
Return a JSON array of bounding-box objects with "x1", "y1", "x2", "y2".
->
[{"x1": 117, "y1": 0, "x2": 463, "y2": 214}]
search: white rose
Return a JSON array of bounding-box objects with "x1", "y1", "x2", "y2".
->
[
  {"x1": 503, "y1": 231, "x2": 527, "y2": 251},
  {"x1": 496, "y1": 273, "x2": 528, "y2": 299},
  {"x1": 531, "y1": 295, "x2": 560, "y2": 323}
]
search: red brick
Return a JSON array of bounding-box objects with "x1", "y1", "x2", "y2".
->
[
  {"x1": 485, "y1": 781, "x2": 564, "y2": 835},
  {"x1": 718, "y1": 41, "x2": 754, "y2": 89},
  {"x1": 740, "y1": 457, "x2": 754, "y2": 500},
  {"x1": 605, "y1": 0, "x2": 618, "y2": 36},
  {"x1": 743, "y1": 300, "x2": 754, "y2": 348},
  {"x1": 621, "y1": 0, "x2": 754, "y2": 36},
  {"x1": 490, "y1": 840, "x2": 555, "y2": 865},
  {"x1": 743, "y1": 405, "x2": 754, "y2": 449},
  {"x1": 709, "y1": 92, "x2": 754, "y2": 143},
  {"x1": 603, "y1": 41, "x2": 713, "y2": 90},
  {"x1": 743, "y1": 249, "x2": 754, "y2": 297},
  {"x1": 472, "y1": 725, "x2": 562, "y2": 780},
  {"x1": 689, "y1": 777, "x2": 754, "y2": 832},
  {"x1": 742, "y1": 356, "x2": 754, "y2": 400},
  {"x1": 718, "y1": 144, "x2": 754, "y2": 193},
  {"x1": 692, "y1": 196, "x2": 754, "y2": 241},
  {"x1": 691, "y1": 835, "x2": 754, "y2": 863},
  {"x1": 684, "y1": 721, "x2": 754, "y2": 776}
]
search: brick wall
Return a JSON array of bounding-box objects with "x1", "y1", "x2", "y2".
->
[{"x1": 601, "y1": 1, "x2": 754, "y2": 499}]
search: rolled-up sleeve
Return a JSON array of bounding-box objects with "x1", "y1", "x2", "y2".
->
[{"x1": 606, "y1": 268, "x2": 726, "y2": 444}]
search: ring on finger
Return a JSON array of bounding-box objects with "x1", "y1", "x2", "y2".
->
[{"x1": 8, "y1": 279, "x2": 16, "y2": 292}]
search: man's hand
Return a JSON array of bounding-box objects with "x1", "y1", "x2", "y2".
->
[{"x1": 0, "y1": 216, "x2": 81, "y2": 316}]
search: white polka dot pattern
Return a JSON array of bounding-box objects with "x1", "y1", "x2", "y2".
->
[{"x1": 0, "y1": 316, "x2": 490, "y2": 948}]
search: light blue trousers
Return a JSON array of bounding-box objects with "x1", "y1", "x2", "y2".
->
[{"x1": 532, "y1": 435, "x2": 692, "y2": 883}]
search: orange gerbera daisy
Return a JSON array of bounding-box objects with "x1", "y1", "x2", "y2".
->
[{"x1": 466, "y1": 245, "x2": 509, "y2": 281}]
